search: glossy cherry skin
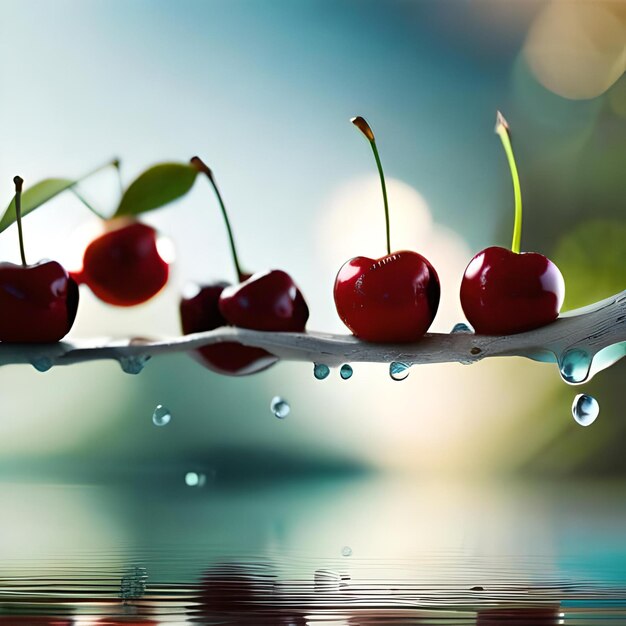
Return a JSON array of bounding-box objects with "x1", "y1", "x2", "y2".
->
[
  {"x1": 0, "y1": 260, "x2": 79, "y2": 343},
  {"x1": 179, "y1": 282, "x2": 278, "y2": 376},
  {"x1": 460, "y1": 246, "x2": 565, "y2": 335},
  {"x1": 74, "y1": 219, "x2": 168, "y2": 306},
  {"x1": 333, "y1": 250, "x2": 440, "y2": 342},
  {"x1": 219, "y1": 270, "x2": 309, "y2": 332}
]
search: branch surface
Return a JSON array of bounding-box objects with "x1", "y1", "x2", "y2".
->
[{"x1": 1, "y1": 291, "x2": 624, "y2": 379}]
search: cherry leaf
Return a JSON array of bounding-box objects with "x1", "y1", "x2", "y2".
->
[
  {"x1": 114, "y1": 163, "x2": 197, "y2": 217},
  {"x1": 0, "y1": 178, "x2": 74, "y2": 233}
]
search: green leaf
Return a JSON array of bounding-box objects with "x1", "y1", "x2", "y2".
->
[
  {"x1": 553, "y1": 219, "x2": 626, "y2": 311},
  {"x1": 114, "y1": 163, "x2": 197, "y2": 217},
  {"x1": 0, "y1": 178, "x2": 74, "y2": 233}
]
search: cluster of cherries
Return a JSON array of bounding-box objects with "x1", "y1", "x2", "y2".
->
[{"x1": 0, "y1": 112, "x2": 564, "y2": 376}]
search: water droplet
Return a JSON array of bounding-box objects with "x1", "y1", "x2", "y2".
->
[
  {"x1": 572, "y1": 394, "x2": 599, "y2": 427},
  {"x1": 559, "y1": 348, "x2": 592, "y2": 384},
  {"x1": 313, "y1": 363, "x2": 330, "y2": 380},
  {"x1": 152, "y1": 404, "x2": 171, "y2": 426},
  {"x1": 451, "y1": 322, "x2": 473, "y2": 334},
  {"x1": 270, "y1": 396, "x2": 290, "y2": 419},
  {"x1": 341, "y1": 546, "x2": 352, "y2": 557},
  {"x1": 339, "y1": 364, "x2": 353, "y2": 380},
  {"x1": 31, "y1": 357, "x2": 53, "y2": 372},
  {"x1": 119, "y1": 355, "x2": 151, "y2": 375},
  {"x1": 389, "y1": 361, "x2": 410, "y2": 381},
  {"x1": 185, "y1": 471, "x2": 206, "y2": 487}
]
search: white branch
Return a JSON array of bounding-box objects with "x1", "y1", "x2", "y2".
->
[{"x1": 1, "y1": 291, "x2": 624, "y2": 380}]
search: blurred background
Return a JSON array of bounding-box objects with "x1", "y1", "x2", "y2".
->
[
  {"x1": 0, "y1": 2, "x2": 625, "y2": 617},
  {"x1": 0, "y1": 0, "x2": 624, "y2": 481}
]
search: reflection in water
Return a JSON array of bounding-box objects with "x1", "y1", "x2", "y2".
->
[{"x1": 0, "y1": 476, "x2": 624, "y2": 623}]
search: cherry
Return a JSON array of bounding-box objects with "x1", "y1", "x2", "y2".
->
[
  {"x1": 179, "y1": 157, "x2": 308, "y2": 376},
  {"x1": 333, "y1": 117, "x2": 440, "y2": 343},
  {"x1": 180, "y1": 282, "x2": 278, "y2": 376},
  {"x1": 72, "y1": 218, "x2": 168, "y2": 307},
  {"x1": 0, "y1": 177, "x2": 79, "y2": 343},
  {"x1": 460, "y1": 112, "x2": 565, "y2": 335}
]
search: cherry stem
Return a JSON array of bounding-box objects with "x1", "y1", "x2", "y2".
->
[
  {"x1": 13, "y1": 176, "x2": 27, "y2": 266},
  {"x1": 112, "y1": 158, "x2": 124, "y2": 199},
  {"x1": 68, "y1": 158, "x2": 121, "y2": 220},
  {"x1": 70, "y1": 189, "x2": 106, "y2": 220},
  {"x1": 495, "y1": 111, "x2": 522, "y2": 254},
  {"x1": 351, "y1": 116, "x2": 391, "y2": 256},
  {"x1": 190, "y1": 156, "x2": 245, "y2": 282}
]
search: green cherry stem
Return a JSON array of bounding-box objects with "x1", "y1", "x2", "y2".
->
[
  {"x1": 351, "y1": 116, "x2": 391, "y2": 256},
  {"x1": 70, "y1": 188, "x2": 107, "y2": 220},
  {"x1": 13, "y1": 176, "x2": 27, "y2": 266},
  {"x1": 495, "y1": 111, "x2": 522, "y2": 255},
  {"x1": 190, "y1": 156, "x2": 245, "y2": 282},
  {"x1": 78, "y1": 158, "x2": 121, "y2": 185},
  {"x1": 69, "y1": 158, "x2": 121, "y2": 220}
]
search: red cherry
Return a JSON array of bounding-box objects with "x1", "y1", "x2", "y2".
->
[
  {"x1": 0, "y1": 176, "x2": 79, "y2": 343},
  {"x1": 180, "y1": 282, "x2": 278, "y2": 376},
  {"x1": 333, "y1": 117, "x2": 440, "y2": 342},
  {"x1": 460, "y1": 246, "x2": 564, "y2": 335},
  {"x1": 334, "y1": 251, "x2": 440, "y2": 342},
  {"x1": 179, "y1": 158, "x2": 309, "y2": 376},
  {"x1": 459, "y1": 112, "x2": 566, "y2": 335},
  {"x1": 0, "y1": 260, "x2": 79, "y2": 343},
  {"x1": 75, "y1": 219, "x2": 169, "y2": 306},
  {"x1": 219, "y1": 270, "x2": 309, "y2": 332}
]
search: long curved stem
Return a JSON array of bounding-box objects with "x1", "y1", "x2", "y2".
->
[
  {"x1": 70, "y1": 188, "x2": 107, "y2": 220},
  {"x1": 13, "y1": 176, "x2": 27, "y2": 266},
  {"x1": 190, "y1": 156, "x2": 245, "y2": 282},
  {"x1": 495, "y1": 111, "x2": 522, "y2": 254},
  {"x1": 351, "y1": 116, "x2": 391, "y2": 255},
  {"x1": 71, "y1": 158, "x2": 121, "y2": 220}
]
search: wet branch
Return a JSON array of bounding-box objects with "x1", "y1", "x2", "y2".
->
[{"x1": 0, "y1": 291, "x2": 624, "y2": 379}]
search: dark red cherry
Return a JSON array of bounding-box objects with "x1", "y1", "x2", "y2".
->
[
  {"x1": 179, "y1": 157, "x2": 309, "y2": 376},
  {"x1": 460, "y1": 246, "x2": 564, "y2": 335},
  {"x1": 334, "y1": 251, "x2": 440, "y2": 342},
  {"x1": 0, "y1": 260, "x2": 79, "y2": 343},
  {"x1": 459, "y1": 112, "x2": 566, "y2": 335},
  {"x1": 179, "y1": 282, "x2": 277, "y2": 376},
  {"x1": 0, "y1": 176, "x2": 79, "y2": 343},
  {"x1": 219, "y1": 270, "x2": 309, "y2": 332},
  {"x1": 333, "y1": 117, "x2": 440, "y2": 342},
  {"x1": 74, "y1": 219, "x2": 169, "y2": 306}
]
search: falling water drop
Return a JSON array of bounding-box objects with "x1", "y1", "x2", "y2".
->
[
  {"x1": 152, "y1": 404, "x2": 171, "y2": 426},
  {"x1": 119, "y1": 355, "x2": 151, "y2": 375},
  {"x1": 341, "y1": 546, "x2": 353, "y2": 557},
  {"x1": 313, "y1": 363, "x2": 330, "y2": 380},
  {"x1": 30, "y1": 357, "x2": 53, "y2": 372},
  {"x1": 572, "y1": 394, "x2": 599, "y2": 427},
  {"x1": 559, "y1": 348, "x2": 592, "y2": 384},
  {"x1": 339, "y1": 364, "x2": 353, "y2": 380},
  {"x1": 451, "y1": 322, "x2": 473, "y2": 334},
  {"x1": 389, "y1": 361, "x2": 410, "y2": 381},
  {"x1": 185, "y1": 471, "x2": 206, "y2": 487},
  {"x1": 270, "y1": 396, "x2": 290, "y2": 419}
]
